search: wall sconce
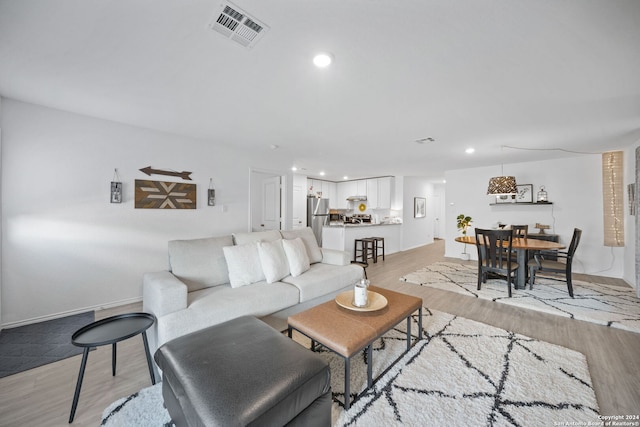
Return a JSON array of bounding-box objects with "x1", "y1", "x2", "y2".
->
[
  {"x1": 208, "y1": 178, "x2": 216, "y2": 206},
  {"x1": 602, "y1": 151, "x2": 623, "y2": 247},
  {"x1": 110, "y1": 169, "x2": 122, "y2": 203}
]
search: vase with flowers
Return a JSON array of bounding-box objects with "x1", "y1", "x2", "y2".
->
[{"x1": 456, "y1": 214, "x2": 473, "y2": 260}]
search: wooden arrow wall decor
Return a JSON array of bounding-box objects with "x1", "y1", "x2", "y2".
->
[{"x1": 139, "y1": 166, "x2": 192, "y2": 181}]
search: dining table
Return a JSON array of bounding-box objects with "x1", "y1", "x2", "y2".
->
[{"x1": 454, "y1": 235, "x2": 565, "y2": 289}]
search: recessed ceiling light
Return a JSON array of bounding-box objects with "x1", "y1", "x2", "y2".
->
[
  {"x1": 291, "y1": 166, "x2": 298, "y2": 171},
  {"x1": 319, "y1": 171, "x2": 325, "y2": 176},
  {"x1": 465, "y1": 148, "x2": 475, "y2": 154},
  {"x1": 343, "y1": 176, "x2": 349, "y2": 180},
  {"x1": 313, "y1": 53, "x2": 333, "y2": 68}
]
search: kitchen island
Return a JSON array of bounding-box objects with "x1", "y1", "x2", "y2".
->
[{"x1": 322, "y1": 223, "x2": 402, "y2": 261}]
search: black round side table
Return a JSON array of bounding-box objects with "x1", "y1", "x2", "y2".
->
[{"x1": 68, "y1": 312, "x2": 156, "y2": 423}]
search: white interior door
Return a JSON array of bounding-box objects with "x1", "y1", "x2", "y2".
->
[
  {"x1": 292, "y1": 174, "x2": 306, "y2": 229},
  {"x1": 261, "y1": 176, "x2": 281, "y2": 230}
]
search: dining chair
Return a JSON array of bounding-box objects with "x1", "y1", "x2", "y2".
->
[
  {"x1": 528, "y1": 228, "x2": 582, "y2": 297},
  {"x1": 509, "y1": 224, "x2": 529, "y2": 273},
  {"x1": 511, "y1": 224, "x2": 528, "y2": 238},
  {"x1": 475, "y1": 228, "x2": 518, "y2": 297}
]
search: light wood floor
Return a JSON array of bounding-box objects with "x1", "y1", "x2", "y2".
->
[{"x1": 1, "y1": 240, "x2": 638, "y2": 426}]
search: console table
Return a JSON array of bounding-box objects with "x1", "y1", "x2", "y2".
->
[{"x1": 528, "y1": 233, "x2": 559, "y2": 242}]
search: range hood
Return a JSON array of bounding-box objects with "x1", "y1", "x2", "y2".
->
[{"x1": 346, "y1": 195, "x2": 367, "y2": 201}]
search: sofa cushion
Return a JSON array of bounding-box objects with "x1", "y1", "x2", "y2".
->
[
  {"x1": 282, "y1": 237, "x2": 310, "y2": 277},
  {"x1": 233, "y1": 229, "x2": 281, "y2": 246},
  {"x1": 257, "y1": 239, "x2": 290, "y2": 284},
  {"x1": 168, "y1": 235, "x2": 233, "y2": 292},
  {"x1": 157, "y1": 282, "x2": 301, "y2": 347},
  {"x1": 281, "y1": 262, "x2": 363, "y2": 302},
  {"x1": 223, "y1": 243, "x2": 265, "y2": 288},
  {"x1": 280, "y1": 227, "x2": 322, "y2": 264}
]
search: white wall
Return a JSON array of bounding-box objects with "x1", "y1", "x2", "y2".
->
[
  {"x1": 444, "y1": 155, "x2": 627, "y2": 282},
  {"x1": 0, "y1": 96, "x2": 3, "y2": 331},
  {"x1": 3, "y1": 99, "x2": 634, "y2": 325},
  {"x1": 0, "y1": 99, "x2": 294, "y2": 326},
  {"x1": 401, "y1": 177, "x2": 436, "y2": 251}
]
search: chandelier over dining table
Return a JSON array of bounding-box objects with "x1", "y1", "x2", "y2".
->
[{"x1": 486, "y1": 145, "x2": 518, "y2": 196}]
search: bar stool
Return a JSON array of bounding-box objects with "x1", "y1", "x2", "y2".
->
[
  {"x1": 350, "y1": 261, "x2": 368, "y2": 279},
  {"x1": 354, "y1": 238, "x2": 376, "y2": 264},
  {"x1": 369, "y1": 237, "x2": 385, "y2": 262}
]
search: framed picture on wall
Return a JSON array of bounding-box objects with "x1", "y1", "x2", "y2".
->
[
  {"x1": 414, "y1": 197, "x2": 426, "y2": 218},
  {"x1": 515, "y1": 184, "x2": 533, "y2": 203}
]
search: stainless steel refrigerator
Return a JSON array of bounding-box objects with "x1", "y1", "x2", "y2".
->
[{"x1": 307, "y1": 198, "x2": 330, "y2": 246}]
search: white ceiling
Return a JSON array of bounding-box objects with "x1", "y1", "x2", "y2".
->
[{"x1": 1, "y1": 0, "x2": 639, "y2": 182}]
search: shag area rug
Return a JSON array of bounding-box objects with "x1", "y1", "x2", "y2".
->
[
  {"x1": 0, "y1": 311, "x2": 94, "y2": 378},
  {"x1": 102, "y1": 309, "x2": 599, "y2": 426},
  {"x1": 401, "y1": 262, "x2": 640, "y2": 334}
]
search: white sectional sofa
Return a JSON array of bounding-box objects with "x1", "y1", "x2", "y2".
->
[{"x1": 143, "y1": 227, "x2": 364, "y2": 356}]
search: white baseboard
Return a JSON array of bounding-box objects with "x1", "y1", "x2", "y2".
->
[{"x1": 1, "y1": 296, "x2": 143, "y2": 330}]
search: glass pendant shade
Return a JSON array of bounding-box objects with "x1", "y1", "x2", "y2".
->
[{"x1": 487, "y1": 176, "x2": 517, "y2": 195}]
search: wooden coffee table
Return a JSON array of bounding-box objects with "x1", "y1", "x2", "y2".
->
[{"x1": 287, "y1": 286, "x2": 422, "y2": 410}]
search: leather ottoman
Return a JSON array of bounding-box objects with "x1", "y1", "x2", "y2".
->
[{"x1": 154, "y1": 316, "x2": 331, "y2": 427}]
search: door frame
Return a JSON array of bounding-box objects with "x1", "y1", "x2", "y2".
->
[{"x1": 249, "y1": 167, "x2": 288, "y2": 232}]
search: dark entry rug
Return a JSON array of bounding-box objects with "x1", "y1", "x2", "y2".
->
[{"x1": 0, "y1": 311, "x2": 95, "y2": 378}]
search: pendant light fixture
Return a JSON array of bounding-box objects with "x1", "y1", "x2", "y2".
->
[{"x1": 487, "y1": 146, "x2": 517, "y2": 195}]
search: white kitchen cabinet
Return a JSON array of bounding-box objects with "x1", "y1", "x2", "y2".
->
[
  {"x1": 323, "y1": 181, "x2": 337, "y2": 206},
  {"x1": 337, "y1": 181, "x2": 357, "y2": 208},
  {"x1": 308, "y1": 179, "x2": 336, "y2": 204},
  {"x1": 363, "y1": 177, "x2": 393, "y2": 208},
  {"x1": 313, "y1": 177, "x2": 393, "y2": 209},
  {"x1": 356, "y1": 180, "x2": 367, "y2": 196},
  {"x1": 307, "y1": 179, "x2": 318, "y2": 196},
  {"x1": 377, "y1": 177, "x2": 392, "y2": 208},
  {"x1": 366, "y1": 179, "x2": 378, "y2": 208}
]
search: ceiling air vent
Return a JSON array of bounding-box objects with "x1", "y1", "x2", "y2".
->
[{"x1": 209, "y1": 3, "x2": 269, "y2": 48}]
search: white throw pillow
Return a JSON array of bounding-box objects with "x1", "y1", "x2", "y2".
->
[
  {"x1": 282, "y1": 238, "x2": 311, "y2": 277},
  {"x1": 257, "y1": 239, "x2": 290, "y2": 284},
  {"x1": 233, "y1": 230, "x2": 281, "y2": 246},
  {"x1": 223, "y1": 243, "x2": 265, "y2": 288},
  {"x1": 168, "y1": 235, "x2": 233, "y2": 292},
  {"x1": 280, "y1": 227, "x2": 323, "y2": 264}
]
